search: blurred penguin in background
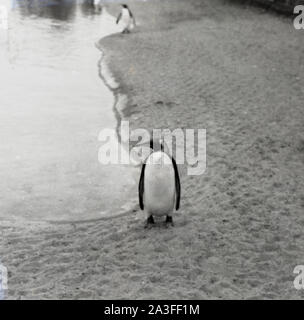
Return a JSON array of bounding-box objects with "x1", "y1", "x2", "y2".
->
[
  {"x1": 0, "y1": 5, "x2": 8, "y2": 31},
  {"x1": 116, "y1": 4, "x2": 136, "y2": 34},
  {"x1": 93, "y1": 0, "x2": 102, "y2": 13}
]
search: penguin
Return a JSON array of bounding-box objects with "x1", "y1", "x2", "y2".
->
[
  {"x1": 0, "y1": 5, "x2": 8, "y2": 31},
  {"x1": 138, "y1": 139, "x2": 181, "y2": 228},
  {"x1": 93, "y1": 0, "x2": 102, "y2": 13},
  {"x1": 116, "y1": 4, "x2": 136, "y2": 34}
]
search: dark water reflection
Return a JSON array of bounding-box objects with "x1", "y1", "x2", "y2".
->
[
  {"x1": 14, "y1": 0, "x2": 105, "y2": 20},
  {"x1": 16, "y1": 0, "x2": 77, "y2": 21},
  {"x1": 0, "y1": 1, "x2": 136, "y2": 222}
]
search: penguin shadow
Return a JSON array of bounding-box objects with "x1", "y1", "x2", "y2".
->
[
  {"x1": 155, "y1": 101, "x2": 178, "y2": 109},
  {"x1": 140, "y1": 212, "x2": 188, "y2": 230},
  {"x1": 106, "y1": 31, "x2": 137, "y2": 42},
  {"x1": 144, "y1": 216, "x2": 174, "y2": 230},
  {"x1": 116, "y1": 29, "x2": 140, "y2": 37}
]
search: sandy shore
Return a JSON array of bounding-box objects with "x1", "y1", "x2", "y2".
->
[{"x1": 1, "y1": 0, "x2": 304, "y2": 299}]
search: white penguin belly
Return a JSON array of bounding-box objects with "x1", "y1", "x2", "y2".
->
[
  {"x1": 120, "y1": 9, "x2": 131, "y2": 28},
  {"x1": 144, "y1": 152, "x2": 175, "y2": 216}
]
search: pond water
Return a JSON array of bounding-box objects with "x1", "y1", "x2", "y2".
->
[{"x1": 0, "y1": 0, "x2": 137, "y2": 222}]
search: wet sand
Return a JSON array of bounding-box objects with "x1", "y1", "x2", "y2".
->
[{"x1": 1, "y1": 0, "x2": 304, "y2": 299}]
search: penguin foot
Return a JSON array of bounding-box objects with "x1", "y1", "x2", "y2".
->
[
  {"x1": 144, "y1": 216, "x2": 155, "y2": 229},
  {"x1": 165, "y1": 215, "x2": 174, "y2": 227},
  {"x1": 145, "y1": 216, "x2": 155, "y2": 229}
]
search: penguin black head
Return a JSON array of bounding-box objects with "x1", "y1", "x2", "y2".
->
[
  {"x1": 149, "y1": 138, "x2": 164, "y2": 152},
  {"x1": 121, "y1": 4, "x2": 128, "y2": 9}
]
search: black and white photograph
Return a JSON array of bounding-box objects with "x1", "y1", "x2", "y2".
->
[{"x1": 0, "y1": 0, "x2": 304, "y2": 301}]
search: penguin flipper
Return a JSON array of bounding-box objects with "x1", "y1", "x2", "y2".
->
[
  {"x1": 129, "y1": 10, "x2": 136, "y2": 26},
  {"x1": 171, "y1": 157, "x2": 181, "y2": 210},
  {"x1": 138, "y1": 163, "x2": 146, "y2": 210},
  {"x1": 116, "y1": 12, "x2": 122, "y2": 24}
]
